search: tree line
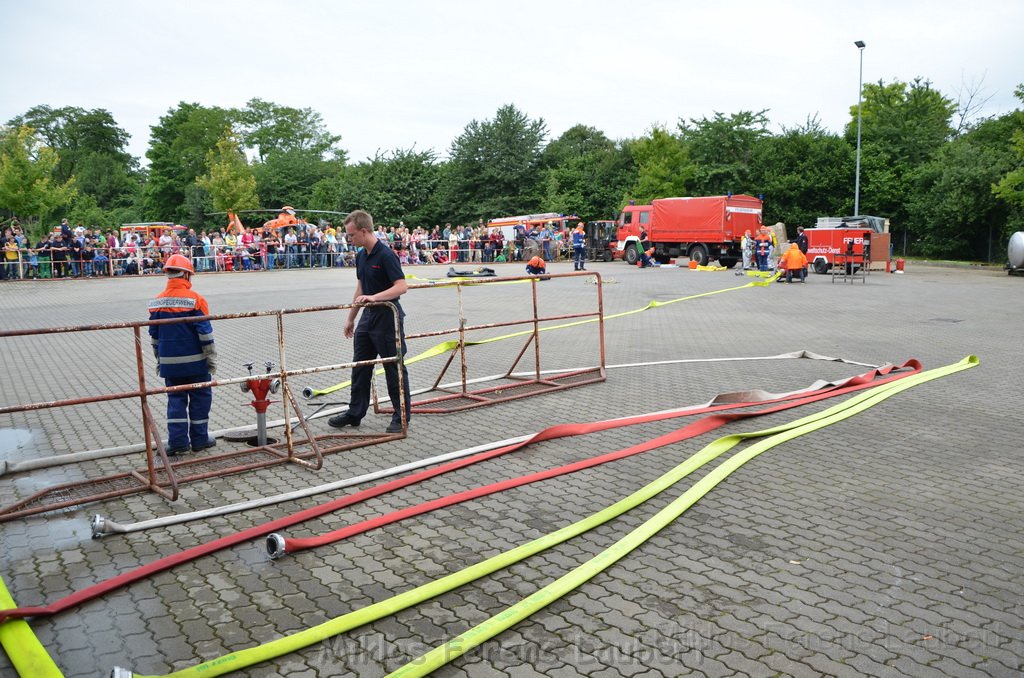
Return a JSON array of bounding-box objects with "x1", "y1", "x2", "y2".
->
[{"x1": 2, "y1": 80, "x2": 1023, "y2": 261}]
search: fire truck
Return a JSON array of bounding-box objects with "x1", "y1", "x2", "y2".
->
[
  {"x1": 609, "y1": 194, "x2": 763, "y2": 267},
  {"x1": 120, "y1": 222, "x2": 186, "y2": 244},
  {"x1": 805, "y1": 216, "x2": 890, "y2": 274}
]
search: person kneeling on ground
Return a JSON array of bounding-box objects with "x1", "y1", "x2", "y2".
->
[
  {"x1": 525, "y1": 255, "x2": 546, "y2": 275},
  {"x1": 639, "y1": 247, "x2": 657, "y2": 268},
  {"x1": 779, "y1": 243, "x2": 808, "y2": 283}
]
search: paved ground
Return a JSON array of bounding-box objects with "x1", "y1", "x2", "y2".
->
[{"x1": 0, "y1": 260, "x2": 1021, "y2": 677}]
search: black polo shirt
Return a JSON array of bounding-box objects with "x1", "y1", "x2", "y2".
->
[{"x1": 356, "y1": 239, "x2": 405, "y2": 323}]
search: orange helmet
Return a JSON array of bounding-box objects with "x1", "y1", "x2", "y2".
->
[{"x1": 163, "y1": 254, "x2": 195, "y2": 275}]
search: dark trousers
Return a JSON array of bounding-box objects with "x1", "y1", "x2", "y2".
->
[
  {"x1": 573, "y1": 246, "x2": 586, "y2": 270},
  {"x1": 347, "y1": 313, "x2": 411, "y2": 424},
  {"x1": 164, "y1": 374, "x2": 213, "y2": 449}
]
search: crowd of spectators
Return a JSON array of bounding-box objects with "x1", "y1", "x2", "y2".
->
[{"x1": 0, "y1": 218, "x2": 574, "y2": 281}]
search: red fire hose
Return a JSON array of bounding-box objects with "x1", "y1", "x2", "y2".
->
[
  {"x1": 0, "y1": 360, "x2": 918, "y2": 624},
  {"x1": 270, "y1": 360, "x2": 920, "y2": 556}
]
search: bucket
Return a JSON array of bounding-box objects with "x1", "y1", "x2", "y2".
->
[{"x1": 688, "y1": 260, "x2": 698, "y2": 269}]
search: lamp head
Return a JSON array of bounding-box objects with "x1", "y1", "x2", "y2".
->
[{"x1": 854, "y1": 40, "x2": 866, "y2": 48}]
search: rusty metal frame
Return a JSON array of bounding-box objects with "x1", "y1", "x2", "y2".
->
[
  {"x1": 373, "y1": 270, "x2": 606, "y2": 415},
  {"x1": 0, "y1": 302, "x2": 407, "y2": 522}
]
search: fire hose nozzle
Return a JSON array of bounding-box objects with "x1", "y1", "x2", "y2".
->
[
  {"x1": 301, "y1": 387, "x2": 314, "y2": 399},
  {"x1": 110, "y1": 667, "x2": 135, "y2": 678},
  {"x1": 266, "y1": 533, "x2": 287, "y2": 559},
  {"x1": 91, "y1": 514, "x2": 107, "y2": 539}
]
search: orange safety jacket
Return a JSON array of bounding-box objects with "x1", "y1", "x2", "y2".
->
[{"x1": 779, "y1": 245, "x2": 808, "y2": 270}]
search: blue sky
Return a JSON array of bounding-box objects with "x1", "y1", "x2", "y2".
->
[{"x1": 2, "y1": 0, "x2": 1021, "y2": 164}]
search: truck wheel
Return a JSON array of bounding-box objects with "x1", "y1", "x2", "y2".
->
[
  {"x1": 719, "y1": 257, "x2": 738, "y2": 269},
  {"x1": 688, "y1": 244, "x2": 709, "y2": 266},
  {"x1": 814, "y1": 260, "x2": 828, "y2": 275},
  {"x1": 625, "y1": 246, "x2": 638, "y2": 265},
  {"x1": 602, "y1": 249, "x2": 612, "y2": 262}
]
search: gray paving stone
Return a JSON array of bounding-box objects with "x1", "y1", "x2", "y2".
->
[{"x1": 1, "y1": 262, "x2": 1022, "y2": 677}]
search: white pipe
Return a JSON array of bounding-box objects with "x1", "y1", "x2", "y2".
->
[
  {"x1": 1, "y1": 351, "x2": 880, "y2": 478},
  {"x1": 89, "y1": 359, "x2": 891, "y2": 537}
]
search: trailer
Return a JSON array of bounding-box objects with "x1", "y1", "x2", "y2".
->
[{"x1": 806, "y1": 216, "x2": 891, "y2": 274}]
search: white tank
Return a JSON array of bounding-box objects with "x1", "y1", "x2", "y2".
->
[{"x1": 1010, "y1": 231, "x2": 1024, "y2": 269}]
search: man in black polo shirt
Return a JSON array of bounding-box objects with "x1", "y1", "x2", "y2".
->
[{"x1": 328, "y1": 210, "x2": 411, "y2": 434}]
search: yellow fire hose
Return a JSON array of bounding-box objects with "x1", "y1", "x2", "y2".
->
[
  {"x1": 308, "y1": 273, "x2": 780, "y2": 397},
  {"x1": 390, "y1": 354, "x2": 979, "y2": 676},
  {"x1": 107, "y1": 355, "x2": 975, "y2": 678},
  {"x1": 0, "y1": 577, "x2": 63, "y2": 677}
]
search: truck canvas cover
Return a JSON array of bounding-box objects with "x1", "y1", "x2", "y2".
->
[{"x1": 651, "y1": 195, "x2": 762, "y2": 241}]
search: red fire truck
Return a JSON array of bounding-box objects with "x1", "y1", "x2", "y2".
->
[
  {"x1": 805, "y1": 216, "x2": 890, "y2": 274},
  {"x1": 609, "y1": 194, "x2": 763, "y2": 267}
]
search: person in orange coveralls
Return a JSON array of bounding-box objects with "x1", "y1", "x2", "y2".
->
[{"x1": 778, "y1": 242, "x2": 808, "y2": 283}]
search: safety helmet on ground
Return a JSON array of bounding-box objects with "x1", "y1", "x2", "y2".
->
[{"x1": 163, "y1": 254, "x2": 195, "y2": 275}]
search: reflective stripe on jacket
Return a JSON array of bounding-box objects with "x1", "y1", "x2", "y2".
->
[{"x1": 148, "y1": 278, "x2": 214, "y2": 378}]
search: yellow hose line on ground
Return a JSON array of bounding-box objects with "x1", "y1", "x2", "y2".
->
[
  {"x1": 310, "y1": 272, "x2": 780, "y2": 397},
  {"x1": 390, "y1": 355, "x2": 978, "y2": 676},
  {"x1": 0, "y1": 577, "x2": 64, "y2": 677},
  {"x1": 127, "y1": 356, "x2": 976, "y2": 678}
]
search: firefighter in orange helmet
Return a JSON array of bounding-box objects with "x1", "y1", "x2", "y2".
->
[
  {"x1": 572, "y1": 222, "x2": 587, "y2": 271},
  {"x1": 148, "y1": 254, "x2": 217, "y2": 455},
  {"x1": 525, "y1": 255, "x2": 546, "y2": 275}
]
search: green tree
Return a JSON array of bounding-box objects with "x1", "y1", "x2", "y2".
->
[
  {"x1": 442, "y1": 104, "x2": 548, "y2": 222},
  {"x1": 846, "y1": 78, "x2": 956, "y2": 242},
  {"x1": 144, "y1": 102, "x2": 234, "y2": 222},
  {"x1": 625, "y1": 126, "x2": 694, "y2": 204},
  {"x1": 679, "y1": 110, "x2": 770, "y2": 195},
  {"x1": 909, "y1": 102, "x2": 1024, "y2": 260},
  {"x1": 237, "y1": 98, "x2": 343, "y2": 162},
  {"x1": 0, "y1": 126, "x2": 77, "y2": 226},
  {"x1": 847, "y1": 78, "x2": 956, "y2": 166},
  {"x1": 992, "y1": 84, "x2": 1024, "y2": 210},
  {"x1": 540, "y1": 125, "x2": 635, "y2": 219},
  {"x1": 6, "y1": 105, "x2": 140, "y2": 210},
  {"x1": 311, "y1": 148, "x2": 440, "y2": 226},
  {"x1": 196, "y1": 129, "x2": 260, "y2": 214},
  {"x1": 750, "y1": 118, "x2": 854, "y2": 234},
  {"x1": 253, "y1": 149, "x2": 342, "y2": 209}
]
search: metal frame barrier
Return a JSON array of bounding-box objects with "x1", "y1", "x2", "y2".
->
[
  {"x1": 374, "y1": 271, "x2": 606, "y2": 415},
  {"x1": 0, "y1": 303, "x2": 407, "y2": 522}
]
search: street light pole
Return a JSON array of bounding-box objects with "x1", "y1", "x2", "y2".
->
[{"x1": 854, "y1": 40, "x2": 866, "y2": 216}]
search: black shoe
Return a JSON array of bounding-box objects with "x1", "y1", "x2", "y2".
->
[
  {"x1": 191, "y1": 438, "x2": 217, "y2": 452},
  {"x1": 166, "y1": 446, "x2": 189, "y2": 457},
  {"x1": 328, "y1": 414, "x2": 361, "y2": 429},
  {"x1": 386, "y1": 420, "x2": 408, "y2": 434}
]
